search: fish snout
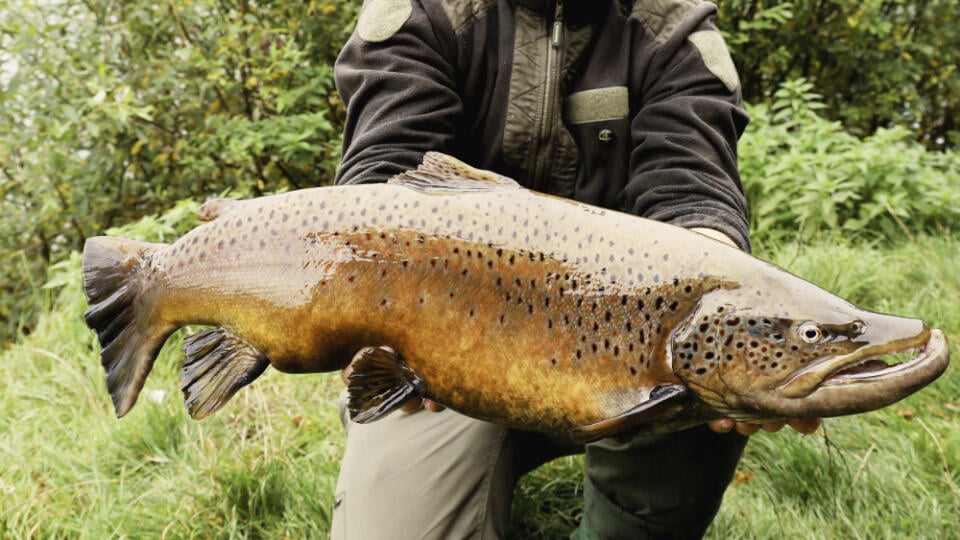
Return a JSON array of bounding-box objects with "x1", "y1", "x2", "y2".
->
[
  {"x1": 778, "y1": 315, "x2": 930, "y2": 399},
  {"x1": 763, "y1": 325, "x2": 949, "y2": 418}
]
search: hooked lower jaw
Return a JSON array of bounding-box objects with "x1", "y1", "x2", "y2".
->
[
  {"x1": 767, "y1": 329, "x2": 950, "y2": 418},
  {"x1": 779, "y1": 320, "x2": 933, "y2": 399}
]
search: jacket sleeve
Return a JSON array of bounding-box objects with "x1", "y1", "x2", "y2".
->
[
  {"x1": 619, "y1": 3, "x2": 751, "y2": 251},
  {"x1": 334, "y1": 0, "x2": 462, "y2": 186}
]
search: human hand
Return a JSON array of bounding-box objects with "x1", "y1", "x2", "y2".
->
[
  {"x1": 341, "y1": 346, "x2": 446, "y2": 415},
  {"x1": 707, "y1": 418, "x2": 821, "y2": 436}
]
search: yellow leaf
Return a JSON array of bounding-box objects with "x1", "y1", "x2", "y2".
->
[
  {"x1": 901, "y1": 51, "x2": 913, "y2": 62},
  {"x1": 131, "y1": 140, "x2": 145, "y2": 156},
  {"x1": 846, "y1": 15, "x2": 858, "y2": 28},
  {"x1": 247, "y1": 76, "x2": 259, "y2": 87}
]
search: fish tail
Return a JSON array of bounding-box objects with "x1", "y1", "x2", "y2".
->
[{"x1": 82, "y1": 236, "x2": 175, "y2": 418}]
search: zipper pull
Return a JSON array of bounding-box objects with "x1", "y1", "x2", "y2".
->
[{"x1": 551, "y1": 0, "x2": 564, "y2": 48}]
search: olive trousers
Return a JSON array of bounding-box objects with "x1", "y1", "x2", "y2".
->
[{"x1": 331, "y1": 391, "x2": 746, "y2": 539}]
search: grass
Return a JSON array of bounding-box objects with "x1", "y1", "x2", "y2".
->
[{"x1": 1, "y1": 236, "x2": 957, "y2": 538}]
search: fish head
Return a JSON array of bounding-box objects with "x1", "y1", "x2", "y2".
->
[{"x1": 670, "y1": 283, "x2": 950, "y2": 422}]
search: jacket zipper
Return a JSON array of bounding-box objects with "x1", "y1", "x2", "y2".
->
[{"x1": 531, "y1": 0, "x2": 564, "y2": 191}]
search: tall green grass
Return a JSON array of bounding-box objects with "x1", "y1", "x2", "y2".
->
[{"x1": 1, "y1": 236, "x2": 957, "y2": 537}]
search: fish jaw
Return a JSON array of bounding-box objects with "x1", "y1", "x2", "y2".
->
[
  {"x1": 779, "y1": 316, "x2": 929, "y2": 398},
  {"x1": 757, "y1": 328, "x2": 949, "y2": 418}
]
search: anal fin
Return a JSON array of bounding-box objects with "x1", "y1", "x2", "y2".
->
[
  {"x1": 347, "y1": 346, "x2": 427, "y2": 423},
  {"x1": 570, "y1": 384, "x2": 690, "y2": 444},
  {"x1": 180, "y1": 328, "x2": 269, "y2": 419}
]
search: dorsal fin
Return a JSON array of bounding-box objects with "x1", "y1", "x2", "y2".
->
[{"x1": 388, "y1": 152, "x2": 521, "y2": 193}]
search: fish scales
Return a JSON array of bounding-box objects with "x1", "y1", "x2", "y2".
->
[
  {"x1": 82, "y1": 152, "x2": 950, "y2": 441},
  {"x1": 145, "y1": 185, "x2": 708, "y2": 431}
]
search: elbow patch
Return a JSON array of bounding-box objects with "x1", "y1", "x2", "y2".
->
[
  {"x1": 687, "y1": 30, "x2": 740, "y2": 93},
  {"x1": 356, "y1": 0, "x2": 413, "y2": 42}
]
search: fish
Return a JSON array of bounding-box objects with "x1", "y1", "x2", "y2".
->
[{"x1": 81, "y1": 152, "x2": 951, "y2": 443}]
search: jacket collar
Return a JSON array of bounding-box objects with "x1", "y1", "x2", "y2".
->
[{"x1": 510, "y1": 0, "x2": 616, "y2": 22}]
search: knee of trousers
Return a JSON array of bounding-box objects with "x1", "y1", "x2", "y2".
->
[
  {"x1": 332, "y1": 391, "x2": 514, "y2": 539},
  {"x1": 578, "y1": 425, "x2": 748, "y2": 539}
]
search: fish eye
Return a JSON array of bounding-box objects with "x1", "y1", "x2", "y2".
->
[{"x1": 797, "y1": 322, "x2": 824, "y2": 343}]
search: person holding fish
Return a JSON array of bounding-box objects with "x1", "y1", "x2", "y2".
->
[{"x1": 330, "y1": 0, "x2": 819, "y2": 538}]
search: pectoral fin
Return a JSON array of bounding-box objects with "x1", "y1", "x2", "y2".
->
[
  {"x1": 570, "y1": 384, "x2": 690, "y2": 444},
  {"x1": 180, "y1": 328, "x2": 269, "y2": 419},
  {"x1": 347, "y1": 346, "x2": 427, "y2": 423}
]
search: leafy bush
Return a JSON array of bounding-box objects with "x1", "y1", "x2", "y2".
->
[
  {"x1": 0, "y1": 0, "x2": 362, "y2": 344},
  {"x1": 721, "y1": 0, "x2": 960, "y2": 150},
  {"x1": 740, "y1": 80, "x2": 960, "y2": 245}
]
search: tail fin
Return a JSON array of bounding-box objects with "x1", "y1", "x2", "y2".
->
[{"x1": 82, "y1": 236, "x2": 174, "y2": 418}]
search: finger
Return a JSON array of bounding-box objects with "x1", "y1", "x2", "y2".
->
[
  {"x1": 399, "y1": 398, "x2": 424, "y2": 414},
  {"x1": 735, "y1": 422, "x2": 761, "y2": 436},
  {"x1": 787, "y1": 418, "x2": 821, "y2": 434},
  {"x1": 760, "y1": 421, "x2": 787, "y2": 432},
  {"x1": 708, "y1": 418, "x2": 735, "y2": 433},
  {"x1": 423, "y1": 400, "x2": 446, "y2": 413}
]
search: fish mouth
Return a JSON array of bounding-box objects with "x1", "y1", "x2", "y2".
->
[
  {"x1": 770, "y1": 329, "x2": 950, "y2": 417},
  {"x1": 822, "y1": 330, "x2": 947, "y2": 385}
]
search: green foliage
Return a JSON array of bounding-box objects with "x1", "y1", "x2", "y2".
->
[
  {"x1": 720, "y1": 0, "x2": 960, "y2": 150},
  {"x1": 0, "y1": 211, "x2": 343, "y2": 537},
  {"x1": 740, "y1": 81, "x2": 960, "y2": 245},
  {"x1": 0, "y1": 0, "x2": 362, "y2": 345}
]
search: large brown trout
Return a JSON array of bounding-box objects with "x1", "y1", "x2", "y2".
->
[{"x1": 82, "y1": 153, "x2": 950, "y2": 442}]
